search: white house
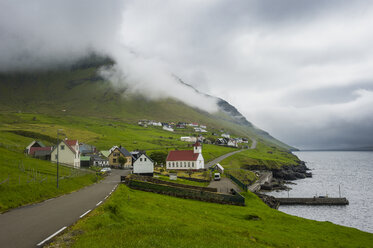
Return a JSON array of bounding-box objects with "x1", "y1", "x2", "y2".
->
[
  {"x1": 133, "y1": 153, "x2": 154, "y2": 176},
  {"x1": 51, "y1": 139, "x2": 80, "y2": 168},
  {"x1": 163, "y1": 126, "x2": 174, "y2": 132},
  {"x1": 188, "y1": 123, "x2": 199, "y2": 127},
  {"x1": 221, "y1": 133, "x2": 230, "y2": 138},
  {"x1": 166, "y1": 142, "x2": 204, "y2": 170},
  {"x1": 227, "y1": 139, "x2": 238, "y2": 147},
  {"x1": 25, "y1": 140, "x2": 45, "y2": 154},
  {"x1": 152, "y1": 122, "x2": 162, "y2": 127},
  {"x1": 180, "y1": 136, "x2": 197, "y2": 143},
  {"x1": 214, "y1": 163, "x2": 224, "y2": 174}
]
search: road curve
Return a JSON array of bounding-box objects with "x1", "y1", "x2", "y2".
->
[
  {"x1": 0, "y1": 169, "x2": 128, "y2": 248},
  {"x1": 205, "y1": 138, "x2": 257, "y2": 169}
]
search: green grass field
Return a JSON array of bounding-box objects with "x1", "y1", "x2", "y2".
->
[
  {"x1": 0, "y1": 147, "x2": 99, "y2": 212},
  {"x1": 48, "y1": 185, "x2": 373, "y2": 248},
  {"x1": 221, "y1": 143, "x2": 301, "y2": 170}
]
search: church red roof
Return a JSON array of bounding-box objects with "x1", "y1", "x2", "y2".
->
[{"x1": 166, "y1": 150, "x2": 199, "y2": 161}]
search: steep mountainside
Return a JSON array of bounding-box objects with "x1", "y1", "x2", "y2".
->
[{"x1": 0, "y1": 60, "x2": 293, "y2": 150}]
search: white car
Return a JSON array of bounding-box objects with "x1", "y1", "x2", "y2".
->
[
  {"x1": 100, "y1": 167, "x2": 111, "y2": 173},
  {"x1": 214, "y1": 173, "x2": 221, "y2": 181}
]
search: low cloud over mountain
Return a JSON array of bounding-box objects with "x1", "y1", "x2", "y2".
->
[{"x1": 1, "y1": 0, "x2": 373, "y2": 149}]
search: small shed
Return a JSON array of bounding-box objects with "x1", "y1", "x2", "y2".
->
[
  {"x1": 80, "y1": 156, "x2": 91, "y2": 167},
  {"x1": 214, "y1": 163, "x2": 224, "y2": 174}
]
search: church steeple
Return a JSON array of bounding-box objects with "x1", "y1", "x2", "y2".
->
[{"x1": 193, "y1": 141, "x2": 202, "y2": 154}]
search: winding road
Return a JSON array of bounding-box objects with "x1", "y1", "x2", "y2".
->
[
  {"x1": 205, "y1": 138, "x2": 257, "y2": 169},
  {"x1": 0, "y1": 169, "x2": 129, "y2": 248}
]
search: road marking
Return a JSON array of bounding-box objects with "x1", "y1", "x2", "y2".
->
[
  {"x1": 104, "y1": 195, "x2": 108, "y2": 199},
  {"x1": 96, "y1": 201, "x2": 103, "y2": 206},
  {"x1": 37, "y1": 226, "x2": 67, "y2": 246},
  {"x1": 79, "y1": 209, "x2": 91, "y2": 218}
]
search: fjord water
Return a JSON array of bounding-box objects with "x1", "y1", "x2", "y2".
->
[{"x1": 268, "y1": 151, "x2": 373, "y2": 233}]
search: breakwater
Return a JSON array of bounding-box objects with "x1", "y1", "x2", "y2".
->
[{"x1": 276, "y1": 197, "x2": 349, "y2": 206}]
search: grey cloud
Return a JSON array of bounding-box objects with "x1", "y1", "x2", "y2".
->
[{"x1": 1, "y1": 0, "x2": 373, "y2": 149}]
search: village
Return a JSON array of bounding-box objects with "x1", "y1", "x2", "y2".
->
[{"x1": 25, "y1": 120, "x2": 251, "y2": 178}]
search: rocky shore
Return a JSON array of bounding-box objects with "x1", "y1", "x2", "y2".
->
[
  {"x1": 255, "y1": 193, "x2": 280, "y2": 209},
  {"x1": 262, "y1": 162, "x2": 311, "y2": 192},
  {"x1": 272, "y1": 162, "x2": 312, "y2": 180}
]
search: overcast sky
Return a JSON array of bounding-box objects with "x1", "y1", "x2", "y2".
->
[{"x1": 1, "y1": 0, "x2": 373, "y2": 149}]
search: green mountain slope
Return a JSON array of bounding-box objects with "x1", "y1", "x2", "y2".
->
[{"x1": 0, "y1": 62, "x2": 293, "y2": 150}]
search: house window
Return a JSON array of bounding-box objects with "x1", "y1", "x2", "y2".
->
[
  {"x1": 184, "y1": 162, "x2": 186, "y2": 167},
  {"x1": 172, "y1": 162, "x2": 175, "y2": 167},
  {"x1": 113, "y1": 158, "x2": 117, "y2": 163},
  {"x1": 140, "y1": 158, "x2": 143, "y2": 162},
  {"x1": 144, "y1": 158, "x2": 147, "y2": 161},
  {"x1": 192, "y1": 162, "x2": 194, "y2": 167},
  {"x1": 60, "y1": 145, "x2": 65, "y2": 150},
  {"x1": 188, "y1": 162, "x2": 190, "y2": 167}
]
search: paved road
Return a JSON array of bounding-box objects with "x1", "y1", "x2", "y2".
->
[
  {"x1": 205, "y1": 138, "x2": 257, "y2": 169},
  {"x1": 208, "y1": 177, "x2": 241, "y2": 194},
  {"x1": 0, "y1": 169, "x2": 129, "y2": 248},
  {"x1": 250, "y1": 138, "x2": 257, "y2": 149}
]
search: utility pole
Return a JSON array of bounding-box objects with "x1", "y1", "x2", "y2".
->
[{"x1": 57, "y1": 129, "x2": 63, "y2": 189}]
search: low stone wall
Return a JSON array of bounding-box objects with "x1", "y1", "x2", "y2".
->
[
  {"x1": 127, "y1": 174, "x2": 217, "y2": 192},
  {"x1": 125, "y1": 176, "x2": 245, "y2": 206}
]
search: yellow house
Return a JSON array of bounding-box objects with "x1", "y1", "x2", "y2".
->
[{"x1": 108, "y1": 146, "x2": 132, "y2": 168}]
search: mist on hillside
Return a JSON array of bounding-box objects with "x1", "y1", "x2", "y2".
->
[{"x1": 0, "y1": 0, "x2": 218, "y2": 113}]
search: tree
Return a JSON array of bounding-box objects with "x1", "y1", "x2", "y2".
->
[
  {"x1": 149, "y1": 151, "x2": 168, "y2": 166},
  {"x1": 118, "y1": 156, "x2": 127, "y2": 169}
]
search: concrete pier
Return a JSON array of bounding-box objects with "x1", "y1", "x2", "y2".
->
[{"x1": 276, "y1": 197, "x2": 349, "y2": 206}]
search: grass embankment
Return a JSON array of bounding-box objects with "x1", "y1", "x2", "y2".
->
[
  {"x1": 226, "y1": 169, "x2": 258, "y2": 185},
  {"x1": 221, "y1": 143, "x2": 300, "y2": 170},
  {"x1": 49, "y1": 185, "x2": 373, "y2": 248},
  {"x1": 0, "y1": 147, "x2": 98, "y2": 212}
]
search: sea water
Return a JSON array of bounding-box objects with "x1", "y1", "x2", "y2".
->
[{"x1": 268, "y1": 151, "x2": 373, "y2": 233}]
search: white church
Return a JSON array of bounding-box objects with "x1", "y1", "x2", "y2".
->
[{"x1": 166, "y1": 142, "x2": 204, "y2": 170}]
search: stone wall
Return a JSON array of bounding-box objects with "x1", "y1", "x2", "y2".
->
[
  {"x1": 128, "y1": 174, "x2": 217, "y2": 192},
  {"x1": 125, "y1": 175, "x2": 245, "y2": 206}
]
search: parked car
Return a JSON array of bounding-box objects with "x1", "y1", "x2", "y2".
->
[
  {"x1": 214, "y1": 172, "x2": 221, "y2": 181},
  {"x1": 100, "y1": 167, "x2": 111, "y2": 174}
]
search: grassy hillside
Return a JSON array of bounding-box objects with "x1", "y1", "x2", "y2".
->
[
  {"x1": 221, "y1": 143, "x2": 301, "y2": 170},
  {"x1": 48, "y1": 185, "x2": 373, "y2": 248},
  {"x1": 0, "y1": 66, "x2": 292, "y2": 150}
]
